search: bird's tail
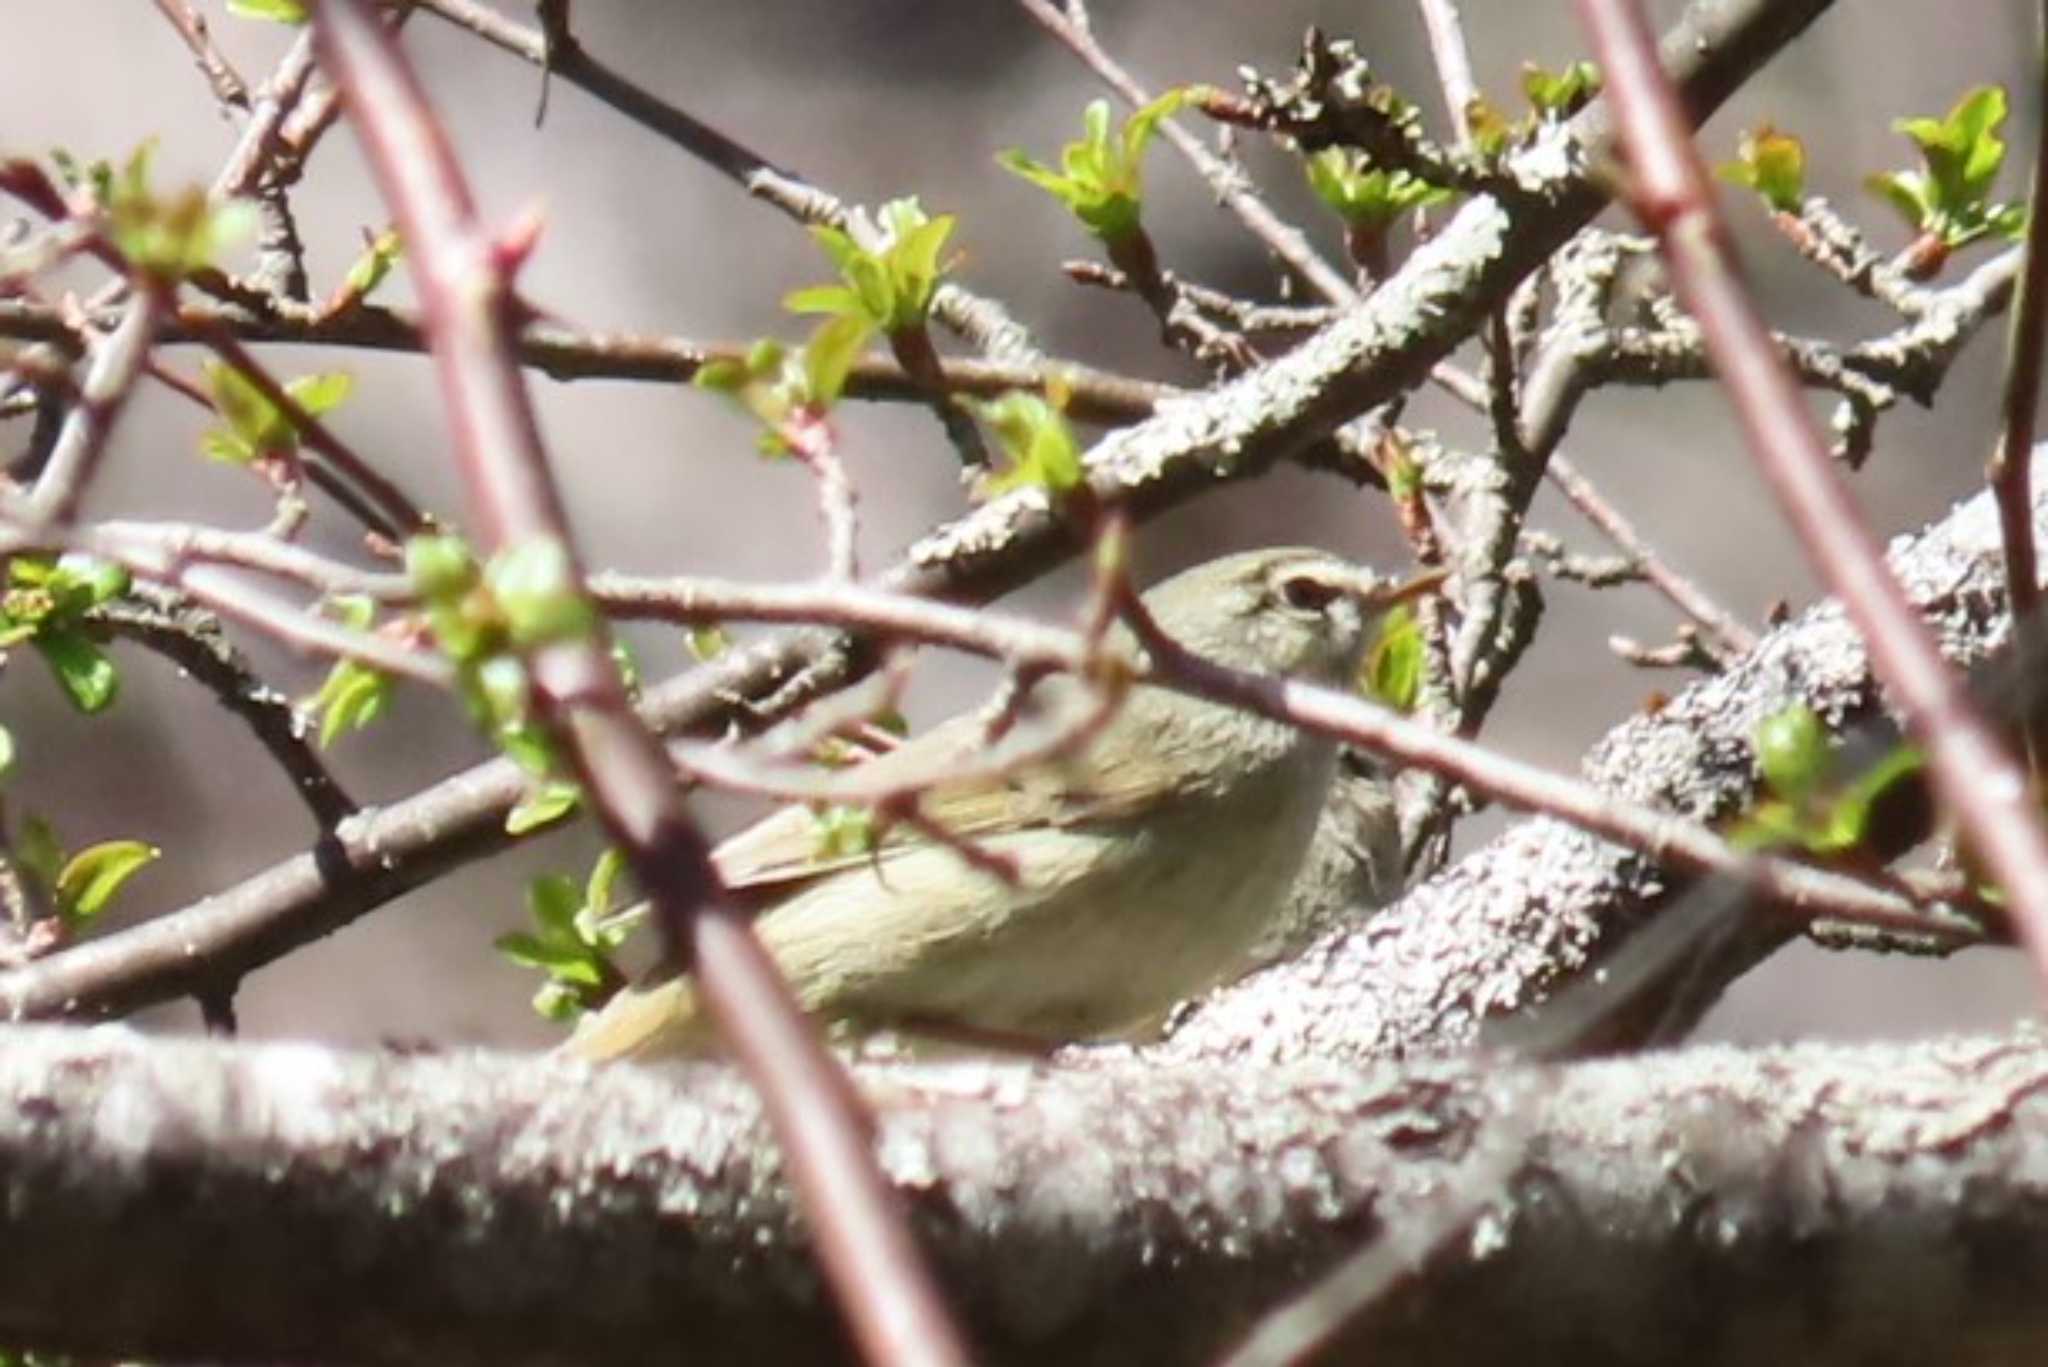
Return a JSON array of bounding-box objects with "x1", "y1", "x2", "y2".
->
[{"x1": 555, "y1": 977, "x2": 715, "y2": 1062}]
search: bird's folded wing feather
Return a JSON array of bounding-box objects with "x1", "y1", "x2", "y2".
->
[{"x1": 709, "y1": 690, "x2": 1199, "y2": 896}]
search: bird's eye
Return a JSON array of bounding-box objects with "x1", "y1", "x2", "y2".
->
[{"x1": 1275, "y1": 571, "x2": 1346, "y2": 613}]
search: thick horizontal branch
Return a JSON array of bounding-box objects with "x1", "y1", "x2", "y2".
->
[{"x1": 0, "y1": 1027, "x2": 2045, "y2": 1365}]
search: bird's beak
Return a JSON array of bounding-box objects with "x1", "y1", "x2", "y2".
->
[{"x1": 1363, "y1": 565, "x2": 1450, "y2": 608}]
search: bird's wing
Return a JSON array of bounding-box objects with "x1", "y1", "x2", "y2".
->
[{"x1": 711, "y1": 687, "x2": 1203, "y2": 896}]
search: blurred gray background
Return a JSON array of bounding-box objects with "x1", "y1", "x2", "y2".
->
[{"x1": 1, "y1": 1, "x2": 2039, "y2": 1048}]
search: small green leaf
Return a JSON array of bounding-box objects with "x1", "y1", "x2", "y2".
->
[
  {"x1": 307, "y1": 661, "x2": 391, "y2": 748},
  {"x1": 802, "y1": 313, "x2": 873, "y2": 406},
  {"x1": 784, "y1": 284, "x2": 863, "y2": 316},
  {"x1": 1826, "y1": 743, "x2": 1926, "y2": 847},
  {"x1": 1361, "y1": 603, "x2": 1425, "y2": 713},
  {"x1": 962, "y1": 391, "x2": 1083, "y2": 496},
  {"x1": 199, "y1": 361, "x2": 350, "y2": 464},
  {"x1": 584, "y1": 847, "x2": 627, "y2": 921},
  {"x1": 528, "y1": 872, "x2": 582, "y2": 935},
  {"x1": 1866, "y1": 169, "x2": 1934, "y2": 230},
  {"x1": 1719, "y1": 124, "x2": 1806, "y2": 213},
  {"x1": 506, "y1": 779, "x2": 582, "y2": 835},
  {"x1": 286, "y1": 370, "x2": 353, "y2": 417},
  {"x1": 1302, "y1": 148, "x2": 1452, "y2": 228},
  {"x1": 202, "y1": 359, "x2": 288, "y2": 457},
  {"x1": 50, "y1": 553, "x2": 128, "y2": 608},
  {"x1": 693, "y1": 355, "x2": 753, "y2": 394},
  {"x1": 1521, "y1": 60, "x2": 1601, "y2": 118},
  {"x1": 54, "y1": 839, "x2": 159, "y2": 924},
  {"x1": 493, "y1": 930, "x2": 562, "y2": 969},
  {"x1": 999, "y1": 92, "x2": 1184, "y2": 243},
  {"x1": 227, "y1": 0, "x2": 308, "y2": 20},
  {"x1": 486, "y1": 537, "x2": 597, "y2": 648},
  {"x1": 338, "y1": 227, "x2": 402, "y2": 299},
  {"x1": 200, "y1": 430, "x2": 256, "y2": 465},
  {"x1": 33, "y1": 627, "x2": 119, "y2": 713}
]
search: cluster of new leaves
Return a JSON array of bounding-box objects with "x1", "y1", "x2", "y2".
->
[
  {"x1": 7, "y1": 810, "x2": 158, "y2": 941},
  {"x1": 0, "y1": 557, "x2": 157, "y2": 939},
  {"x1": 496, "y1": 847, "x2": 637, "y2": 1021},
  {"x1": 998, "y1": 92, "x2": 1187, "y2": 247},
  {"x1": 53, "y1": 143, "x2": 254, "y2": 286},
  {"x1": 1721, "y1": 84, "x2": 2026, "y2": 278},
  {"x1": 1721, "y1": 124, "x2": 1807, "y2": 213},
  {"x1": 300, "y1": 596, "x2": 391, "y2": 749},
  {"x1": 0, "y1": 554, "x2": 129, "y2": 715},
  {"x1": 957, "y1": 389, "x2": 1083, "y2": 498},
  {"x1": 1302, "y1": 148, "x2": 1451, "y2": 234},
  {"x1": 787, "y1": 198, "x2": 957, "y2": 342},
  {"x1": 695, "y1": 334, "x2": 865, "y2": 459},
  {"x1": 409, "y1": 533, "x2": 607, "y2": 836},
  {"x1": 1464, "y1": 60, "x2": 1603, "y2": 158},
  {"x1": 200, "y1": 361, "x2": 352, "y2": 466},
  {"x1": 305, "y1": 536, "x2": 627, "y2": 836},
  {"x1": 706, "y1": 194, "x2": 1087, "y2": 499},
  {"x1": 1868, "y1": 84, "x2": 2029, "y2": 272}
]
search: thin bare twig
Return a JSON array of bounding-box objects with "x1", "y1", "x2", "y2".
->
[
  {"x1": 87, "y1": 520, "x2": 411, "y2": 601},
  {"x1": 1988, "y1": 0, "x2": 2048, "y2": 758},
  {"x1": 1546, "y1": 450, "x2": 1758, "y2": 656},
  {"x1": 0, "y1": 296, "x2": 1171, "y2": 426},
  {"x1": 213, "y1": 33, "x2": 318, "y2": 201},
  {"x1": 1415, "y1": 0, "x2": 1480, "y2": 148},
  {"x1": 412, "y1": 0, "x2": 1041, "y2": 369},
  {"x1": 1579, "y1": 0, "x2": 2048, "y2": 983},
  {"x1": 150, "y1": 0, "x2": 252, "y2": 114},
  {"x1": 1015, "y1": 0, "x2": 1358, "y2": 304},
  {"x1": 94, "y1": 586, "x2": 357, "y2": 830},
  {"x1": 190, "y1": 325, "x2": 429, "y2": 539},
  {"x1": 24, "y1": 288, "x2": 168, "y2": 524}
]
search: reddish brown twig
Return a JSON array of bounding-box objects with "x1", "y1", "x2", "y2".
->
[
  {"x1": 1415, "y1": 0, "x2": 1480, "y2": 148},
  {"x1": 150, "y1": 0, "x2": 252, "y2": 114},
  {"x1": 1988, "y1": 11, "x2": 2048, "y2": 762},
  {"x1": 309, "y1": 4, "x2": 971, "y2": 1363},
  {"x1": 1578, "y1": 0, "x2": 2048, "y2": 986}
]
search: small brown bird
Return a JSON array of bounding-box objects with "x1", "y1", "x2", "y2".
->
[{"x1": 564, "y1": 547, "x2": 1435, "y2": 1062}]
